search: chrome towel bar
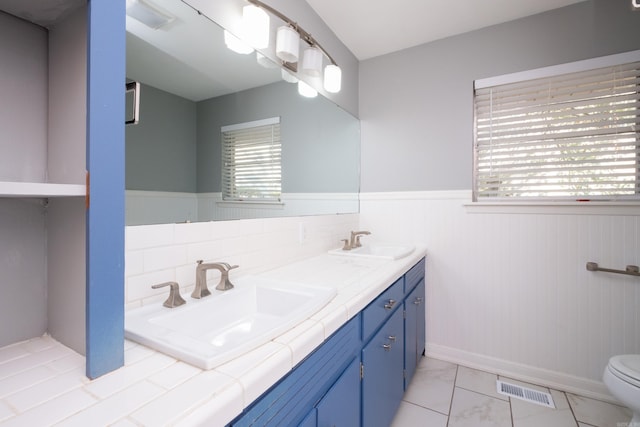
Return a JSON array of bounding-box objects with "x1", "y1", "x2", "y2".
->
[{"x1": 586, "y1": 262, "x2": 640, "y2": 277}]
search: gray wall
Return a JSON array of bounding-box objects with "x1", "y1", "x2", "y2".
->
[
  {"x1": 359, "y1": 0, "x2": 640, "y2": 192},
  {"x1": 196, "y1": 81, "x2": 360, "y2": 193},
  {"x1": 126, "y1": 83, "x2": 197, "y2": 192}
]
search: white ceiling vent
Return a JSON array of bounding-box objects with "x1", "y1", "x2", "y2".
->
[{"x1": 496, "y1": 380, "x2": 555, "y2": 408}]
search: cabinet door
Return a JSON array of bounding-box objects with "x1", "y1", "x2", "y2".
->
[
  {"x1": 299, "y1": 408, "x2": 317, "y2": 427},
  {"x1": 404, "y1": 278, "x2": 425, "y2": 388},
  {"x1": 316, "y1": 357, "x2": 360, "y2": 427},
  {"x1": 361, "y1": 308, "x2": 404, "y2": 427}
]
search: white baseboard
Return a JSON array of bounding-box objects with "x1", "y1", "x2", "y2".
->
[{"x1": 426, "y1": 343, "x2": 618, "y2": 404}]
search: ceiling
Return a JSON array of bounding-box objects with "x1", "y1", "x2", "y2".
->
[
  {"x1": 0, "y1": 0, "x2": 85, "y2": 27},
  {"x1": 304, "y1": 0, "x2": 588, "y2": 60}
]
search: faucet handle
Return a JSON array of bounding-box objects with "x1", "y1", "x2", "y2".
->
[
  {"x1": 341, "y1": 239, "x2": 351, "y2": 250},
  {"x1": 152, "y1": 281, "x2": 186, "y2": 308},
  {"x1": 218, "y1": 262, "x2": 239, "y2": 271}
]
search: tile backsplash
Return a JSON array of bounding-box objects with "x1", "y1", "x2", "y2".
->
[{"x1": 124, "y1": 214, "x2": 359, "y2": 310}]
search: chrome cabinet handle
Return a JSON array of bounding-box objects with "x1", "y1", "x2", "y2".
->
[
  {"x1": 384, "y1": 299, "x2": 396, "y2": 310},
  {"x1": 388, "y1": 335, "x2": 396, "y2": 342},
  {"x1": 413, "y1": 297, "x2": 423, "y2": 305},
  {"x1": 382, "y1": 343, "x2": 392, "y2": 351}
]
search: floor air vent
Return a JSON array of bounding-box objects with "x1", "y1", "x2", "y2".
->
[{"x1": 496, "y1": 380, "x2": 555, "y2": 408}]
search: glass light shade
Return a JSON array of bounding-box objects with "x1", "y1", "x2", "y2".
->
[
  {"x1": 298, "y1": 81, "x2": 318, "y2": 98},
  {"x1": 281, "y1": 69, "x2": 298, "y2": 83},
  {"x1": 323, "y1": 64, "x2": 342, "y2": 93},
  {"x1": 301, "y1": 46, "x2": 323, "y2": 77},
  {"x1": 224, "y1": 30, "x2": 253, "y2": 55},
  {"x1": 242, "y1": 5, "x2": 269, "y2": 49},
  {"x1": 276, "y1": 26, "x2": 299, "y2": 63}
]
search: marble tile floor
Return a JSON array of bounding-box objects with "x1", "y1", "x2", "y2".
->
[{"x1": 392, "y1": 357, "x2": 634, "y2": 427}]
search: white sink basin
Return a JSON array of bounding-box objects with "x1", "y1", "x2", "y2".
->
[
  {"x1": 328, "y1": 244, "x2": 415, "y2": 260},
  {"x1": 125, "y1": 276, "x2": 336, "y2": 369}
]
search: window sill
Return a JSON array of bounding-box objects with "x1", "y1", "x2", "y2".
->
[{"x1": 464, "y1": 200, "x2": 640, "y2": 215}]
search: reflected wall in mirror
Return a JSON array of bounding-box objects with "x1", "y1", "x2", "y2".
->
[{"x1": 125, "y1": 0, "x2": 360, "y2": 225}]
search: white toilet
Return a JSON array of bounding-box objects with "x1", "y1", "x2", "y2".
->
[{"x1": 603, "y1": 354, "x2": 640, "y2": 424}]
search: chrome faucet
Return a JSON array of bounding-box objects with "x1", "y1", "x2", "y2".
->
[
  {"x1": 192, "y1": 260, "x2": 239, "y2": 298},
  {"x1": 342, "y1": 230, "x2": 371, "y2": 250}
]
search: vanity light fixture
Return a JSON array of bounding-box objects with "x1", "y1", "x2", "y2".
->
[
  {"x1": 633, "y1": 0, "x2": 640, "y2": 9},
  {"x1": 281, "y1": 69, "x2": 298, "y2": 83},
  {"x1": 298, "y1": 80, "x2": 318, "y2": 98},
  {"x1": 276, "y1": 25, "x2": 300, "y2": 63},
  {"x1": 245, "y1": 0, "x2": 342, "y2": 94},
  {"x1": 324, "y1": 64, "x2": 342, "y2": 93},
  {"x1": 243, "y1": 5, "x2": 270, "y2": 49},
  {"x1": 301, "y1": 46, "x2": 323, "y2": 78},
  {"x1": 125, "y1": 0, "x2": 174, "y2": 29},
  {"x1": 224, "y1": 30, "x2": 254, "y2": 55}
]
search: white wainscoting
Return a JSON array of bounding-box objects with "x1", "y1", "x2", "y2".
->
[{"x1": 360, "y1": 190, "x2": 640, "y2": 401}]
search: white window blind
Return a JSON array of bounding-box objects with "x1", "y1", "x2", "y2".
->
[
  {"x1": 221, "y1": 118, "x2": 281, "y2": 202},
  {"x1": 474, "y1": 55, "x2": 640, "y2": 201}
]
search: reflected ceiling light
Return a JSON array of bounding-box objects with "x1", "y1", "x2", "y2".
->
[
  {"x1": 257, "y1": 52, "x2": 277, "y2": 68},
  {"x1": 125, "y1": 0, "x2": 174, "y2": 29},
  {"x1": 298, "y1": 81, "x2": 318, "y2": 98},
  {"x1": 224, "y1": 30, "x2": 254, "y2": 55},
  {"x1": 246, "y1": 0, "x2": 343, "y2": 94},
  {"x1": 323, "y1": 64, "x2": 342, "y2": 93},
  {"x1": 276, "y1": 26, "x2": 299, "y2": 63},
  {"x1": 281, "y1": 69, "x2": 298, "y2": 83},
  {"x1": 243, "y1": 5, "x2": 269, "y2": 49},
  {"x1": 301, "y1": 46, "x2": 323, "y2": 78}
]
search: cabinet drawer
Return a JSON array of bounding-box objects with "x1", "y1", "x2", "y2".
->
[
  {"x1": 404, "y1": 257, "x2": 425, "y2": 295},
  {"x1": 362, "y1": 277, "x2": 403, "y2": 342}
]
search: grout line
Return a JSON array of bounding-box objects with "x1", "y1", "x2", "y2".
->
[{"x1": 445, "y1": 365, "x2": 459, "y2": 427}]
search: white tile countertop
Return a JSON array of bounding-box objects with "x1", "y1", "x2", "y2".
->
[{"x1": 0, "y1": 247, "x2": 426, "y2": 427}]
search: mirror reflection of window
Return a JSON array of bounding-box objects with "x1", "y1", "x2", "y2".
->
[{"x1": 221, "y1": 117, "x2": 282, "y2": 202}]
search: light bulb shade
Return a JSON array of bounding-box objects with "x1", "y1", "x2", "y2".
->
[
  {"x1": 276, "y1": 26, "x2": 299, "y2": 63},
  {"x1": 281, "y1": 69, "x2": 298, "y2": 83},
  {"x1": 242, "y1": 5, "x2": 269, "y2": 49},
  {"x1": 324, "y1": 64, "x2": 342, "y2": 93},
  {"x1": 298, "y1": 80, "x2": 318, "y2": 98},
  {"x1": 301, "y1": 46, "x2": 323, "y2": 77},
  {"x1": 224, "y1": 30, "x2": 253, "y2": 55}
]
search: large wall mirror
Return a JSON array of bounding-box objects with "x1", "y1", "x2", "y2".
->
[{"x1": 125, "y1": 0, "x2": 360, "y2": 225}]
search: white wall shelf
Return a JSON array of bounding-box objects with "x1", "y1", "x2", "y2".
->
[{"x1": 0, "y1": 181, "x2": 86, "y2": 198}]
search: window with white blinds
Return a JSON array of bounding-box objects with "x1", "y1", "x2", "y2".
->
[
  {"x1": 473, "y1": 52, "x2": 640, "y2": 201},
  {"x1": 221, "y1": 117, "x2": 281, "y2": 202}
]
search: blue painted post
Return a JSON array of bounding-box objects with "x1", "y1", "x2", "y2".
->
[{"x1": 86, "y1": 0, "x2": 126, "y2": 379}]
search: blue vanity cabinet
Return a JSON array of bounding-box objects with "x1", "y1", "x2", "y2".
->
[
  {"x1": 228, "y1": 257, "x2": 426, "y2": 427},
  {"x1": 404, "y1": 278, "x2": 425, "y2": 389},
  {"x1": 229, "y1": 316, "x2": 361, "y2": 427},
  {"x1": 361, "y1": 306, "x2": 405, "y2": 427},
  {"x1": 316, "y1": 357, "x2": 361, "y2": 427},
  {"x1": 403, "y1": 257, "x2": 426, "y2": 388}
]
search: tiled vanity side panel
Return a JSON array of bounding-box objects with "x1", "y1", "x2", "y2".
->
[{"x1": 229, "y1": 315, "x2": 360, "y2": 427}]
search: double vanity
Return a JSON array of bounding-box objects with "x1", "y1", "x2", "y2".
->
[{"x1": 124, "y1": 241, "x2": 426, "y2": 426}]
